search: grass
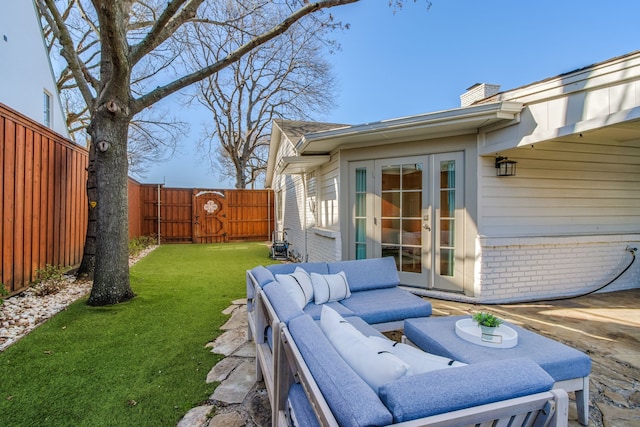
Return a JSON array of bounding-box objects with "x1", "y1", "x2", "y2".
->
[{"x1": 0, "y1": 242, "x2": 276, "y2": 427}]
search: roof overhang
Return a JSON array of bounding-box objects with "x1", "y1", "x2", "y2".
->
[
  {"x1": 296, "y1": 101, "x2": 523, "y2": 155},
  {"x1": 517, "y1": 106, "x2": 640, "y2": 147},
  {"x1": 266, "y1": 102, "x2": 523, "y2": 187},
  {"x1": 280, "y1": 155, "x2": 331, "y2": 174},
  {"x1": 479, "y1": 105, "x2": 640, "y2": 155}
]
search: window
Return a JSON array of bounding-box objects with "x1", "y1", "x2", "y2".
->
[
  {"x1": 43, "y1": 91, "x2": 52, "y2": 128},
  {"x1": 354, "y1": 167, "x2": 367, "y2": 259},
  {"x1": 439, "y1": 160, "x2": 456, "y2": 276}
]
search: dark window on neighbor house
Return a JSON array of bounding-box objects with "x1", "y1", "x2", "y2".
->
[{"x1": 43, "y1": 91, "x2": 51, "y2": 128}]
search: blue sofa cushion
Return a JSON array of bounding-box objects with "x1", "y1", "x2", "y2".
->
[
  {"x1": 404, "y1": 316, "x2": 591, "y2": 382},
  {"x1": 267, "y1": 262, "x2": 329, "y2": 276},
  {"x1": 304, "y1": 301, "x2": 354, "y2": 320},
  {"x1": 339, "y1": 287, "x2": 432, "y2": 324},
  {"x1": 262, "y1": 282, "x2": 304, "y2": 324},
  {"x1": 341, "y1": 316, "x2": 387, "y2": 339},
  {"x1": 288, "y1": 383, "x2": 321, "y2": 427},
  {"x1": 379, "y1": 357, "x2": 554, "y2": 422},
  {"x1": 288, "y1": 315, "x2": 393, "y2": 427},
  {"x1": 250, "y1": 266, "x2": 276, "y2": 288},
  {"x1": 328, "y1": 257, "x2": 399, "y2": 292}
]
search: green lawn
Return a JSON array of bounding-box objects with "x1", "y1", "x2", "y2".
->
[{"x1": 0, "y1": 242, "x2": 275, "y2": 427}]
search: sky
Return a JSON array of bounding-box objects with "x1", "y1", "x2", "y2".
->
[{"x1": 142, "y1": 0, "x2": 640, "y2": 188}]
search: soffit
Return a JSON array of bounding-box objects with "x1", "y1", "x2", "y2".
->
[
  {"x1": 296, "y1": 102, "x2": 523, "y2": 155},
  {"x1": 280, "y1": 155, "x2": 331, "y2": 174}
]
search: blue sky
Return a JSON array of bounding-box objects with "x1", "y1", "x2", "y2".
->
[{"x1": 143, "y1": 0, "x2": 640, "y2": 188}]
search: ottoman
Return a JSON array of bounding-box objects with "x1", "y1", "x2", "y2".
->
[{"x1": 404, "y1": 316, "x2": 591, "y2": 425}]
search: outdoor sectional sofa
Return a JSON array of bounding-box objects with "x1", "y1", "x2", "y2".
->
[{"x1": 246, "y1": 257, "x2": 569, "y2": 426}]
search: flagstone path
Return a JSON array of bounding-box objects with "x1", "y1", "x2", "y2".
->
[{"x1": 177, "y1": 299, "x2": 270, "y2": 427}]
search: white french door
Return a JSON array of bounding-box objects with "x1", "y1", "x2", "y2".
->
[{"x1": 348, "y1": 152, "x2": 465, "y2": 292}]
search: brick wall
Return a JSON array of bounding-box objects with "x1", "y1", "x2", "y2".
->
[
  {"x1": 306, "y1": 228, "x2": 341, "y2": 263},
  {"x1": 476, "y1": 235, "x2": 640, "y2": 302}
]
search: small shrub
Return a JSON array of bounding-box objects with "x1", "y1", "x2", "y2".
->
[
  {"x1": 1, "y1": 284, "x2": 7, "y2": 306},
  {"x1": 32, "y1": 265, "x2": 68, "y2": 296},
  {"x1": 129, "y1": 235, "x2": 157, "y2": 258}
]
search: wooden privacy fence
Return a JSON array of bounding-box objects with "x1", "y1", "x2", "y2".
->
[
  {"x1": 1, "y1": 103, "x2": 88, "y2": 295},
  {"x1": 128, "y1": 182, "x2": 274, "y2": 244},
  {"x1": 1, "y1": 102, "x2": 272, "y2": 295}
]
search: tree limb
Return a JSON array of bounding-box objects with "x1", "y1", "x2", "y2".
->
[
  {"x1": 131, "y1": 0, "x2": 358, "y2": 114},
  {"x1": 38, "y1": 0, "x2": 97, "y2": 107},
  {"x1": 129, "y1": 0, "x2": 203, "y2": 65}
]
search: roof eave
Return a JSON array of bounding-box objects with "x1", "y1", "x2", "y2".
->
[{"x1": 296, "y1": 101, "x2": 523, "y2": 155}]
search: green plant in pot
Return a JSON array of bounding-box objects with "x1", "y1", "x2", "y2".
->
[{"x1": 472, "y1": 312, "x2": 503, "y2": 335}]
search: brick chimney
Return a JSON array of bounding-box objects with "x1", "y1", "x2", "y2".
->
[{"x1": 460, "y1": 83, "x2": 501, "y2": 107}]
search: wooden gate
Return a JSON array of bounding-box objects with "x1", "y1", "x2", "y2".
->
[
  {"x1": 131, "y1": 184, "x2": 273, "y2": 243},
  {"x1": 193, "y1": 190, "x2": 226, "y2": 243}
]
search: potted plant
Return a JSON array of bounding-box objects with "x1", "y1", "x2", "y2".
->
[{"x1": 472, "y1": 312, "x2": 503, "y2": 335}]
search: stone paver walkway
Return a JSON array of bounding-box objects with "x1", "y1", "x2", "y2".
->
[{"x1": 177, "y1": 299, "x2": 270, "y2": 427}]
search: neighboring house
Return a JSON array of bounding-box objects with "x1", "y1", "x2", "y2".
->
[
  {"x1": 0, "y1": 0, "x2": 69, "y2": 138},
  {"x1": 267, "y1": 51, "x2": 640, "y2": 303}
]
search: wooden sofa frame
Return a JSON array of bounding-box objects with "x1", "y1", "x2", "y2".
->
[
  {"x1": 247, "y1": 267, "x2": 570, "y2": 426},
  {"x1": 274, "y1": 323, "x2": 569, "y2": 427}
]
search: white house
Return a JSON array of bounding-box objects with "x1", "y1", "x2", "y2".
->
[
  {"x1": 267, "y1": 51, "x2": 640, "y2": 303},
  {"x1": 0, "y1": 0, "x2": 69, "y2": 137}
]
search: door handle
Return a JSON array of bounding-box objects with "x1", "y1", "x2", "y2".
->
[{"x1": 423, "y1": 223, "x2": 431, "y2": 231}]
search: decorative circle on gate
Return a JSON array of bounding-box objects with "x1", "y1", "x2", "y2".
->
[{"x1": 203, "y1": 200, "x2": 218, "y2": 214}]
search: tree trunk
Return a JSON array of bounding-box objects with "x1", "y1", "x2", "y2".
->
[
  {"x1": 86, "y1": 107, "x2": 135, "y2": 306},
  {"x1": 76, "y1": 142, "x2": 97, "y2": 280}
]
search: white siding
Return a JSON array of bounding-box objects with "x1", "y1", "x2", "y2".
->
[
  {"x1": 274, "y1": 136, "x2": 342, "y2": 262},
  {"x1": 272, "y1": 133, "x2": 304, "y2": 260},
  {"x1": 0, "y1": 1, "x2": 69, "y2": 137},
  {"x1": 318, "y1": 153, "x2": 340, "y2": 229},
  {"x1": 282, "y1": 174, "x2": 306, "y2": 261},
  {"x1": 479, "y1": 139, "x2": 640, "y2": 237},
  {"x1": 476, "y1": 235, "x2": 640, "y2": 303},
  {"x1": 474, "y1": 52, "x2": 640, "y2": 302}
]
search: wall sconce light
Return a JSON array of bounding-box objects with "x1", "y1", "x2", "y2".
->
[{"x1": 495, "y1": 156, "x2": 517, "y2": 176}]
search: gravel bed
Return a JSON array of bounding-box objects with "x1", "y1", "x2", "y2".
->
[{"x1": 0, "y1": 246, "x2": 157, "y2": 352}]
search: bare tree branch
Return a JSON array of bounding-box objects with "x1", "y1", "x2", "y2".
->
[
  {"x1": 129, "y1": 0, "x2": 203, "y2": 65},
  {"x1": 37, "y1": 0, "x2": 97, "y2": 106},
  {"x1": 132, "y1": 0, "x2": 358, "y2": 114}
]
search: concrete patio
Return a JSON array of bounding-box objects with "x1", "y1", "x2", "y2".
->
[{"x1": 182, "y1": 288, "x2": 639, "y2": 427}]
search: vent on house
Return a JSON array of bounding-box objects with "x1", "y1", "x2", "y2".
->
[{"x1": 460, "y1": 83, "x2": 500, "y2": 107}]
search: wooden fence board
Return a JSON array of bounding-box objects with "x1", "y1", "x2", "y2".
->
[
  {"x1": 1, "y1": 101, "x2": 274, "y2": 295},
  {"x1": 3, "y1": 118, "x2": 15, "y2": 288},
  {"x1": 31, "y1": 133, "x2": 42, "y2": 277},
  {"x1": 129, "y1": 182, "x2": 273, "y2": 244},
  {"x1": 0, "y1": 116, "x2": 3, "y2": 286},
  {"x1": 15, "y1": 124, "x2": 25, "y2": 287},
  {"x1": 0, "y1": 103, "x2": 88, "y2": 295},
  {"x1": 24, "y1": 128, "x2": 34, "y2": 284}
]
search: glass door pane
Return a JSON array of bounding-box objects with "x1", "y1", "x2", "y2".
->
[
  {"x1": 433, "y1": 152, "x2": 464, "y2": 293},
  {"x1": 355, "y1": 167, "x2": 367, "y2": 259},
  {"x1": 439, "y1": 161, "x2": 455, "y2": 277},
  {"x1": 381, "y1": 163, "x2": 423, "y2": 274}
]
